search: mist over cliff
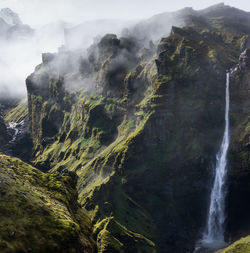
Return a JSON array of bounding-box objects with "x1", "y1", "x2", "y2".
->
[
  {"x1": 0, "y1": 3, "x2": 211, "y2": 100},
  {"x1": 0, "y1": 4, "x2": 182, "y2": 100},
  {"x1": 0, "y1": 2, "x2": 250, "y2": 253},
  {"x1": 2, "y1": 1, "x2": 249, "y2": 101}
]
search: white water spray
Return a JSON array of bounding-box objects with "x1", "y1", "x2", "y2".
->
[{"x1": 201, "y1": 72, "x2": 230, "y2": 248}]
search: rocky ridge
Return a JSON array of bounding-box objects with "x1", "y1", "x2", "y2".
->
[
  {"x1": 0, "y1": 8, "x2": 33, "y2": 39},
  {"x1": 0, "y1": 3, "x2": 250, "y2": 253}
]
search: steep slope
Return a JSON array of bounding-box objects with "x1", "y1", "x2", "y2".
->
[
  {"x1": 226, "y1": 49, "x2": 250, "y2": 240},
  {"x1": 0, "y1": 8, "x2": 33, "y2": 40},
  {"x1": 7, "y1": 3, "x2": 249, "y2": 253},
  {"x1": 220, "y1": 235, "x2": 250, "y2": 253},
  {"x1": 0, "y1": 115, "x2": 9, "y2": 151},
  {"x1": 0, "y1": 154, "x2": 95, "y2": 253},
  {"x1": 127, "y1": 3, "x2": 250, "y2": 48},
  {"x1": 3, "y1": 99, "x2": 32, "y2": 161},
  {"x1": 26, "y1": 35, "x2": 156, "y2": 252}
]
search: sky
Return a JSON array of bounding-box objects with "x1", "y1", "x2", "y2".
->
[
  {"x1": 0, "y1": 0, "x2": 250, "y2": 99},
  {"x1": 0, "y1": 0, "x2": 250, "y2": 26}
]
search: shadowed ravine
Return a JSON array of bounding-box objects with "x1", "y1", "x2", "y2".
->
[{"x1": 196, "y1": 72, "x2": 230, "y2": 252}]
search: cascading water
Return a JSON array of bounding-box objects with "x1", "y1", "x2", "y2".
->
[
  {"x1": 8, "y1": 122, "x2": 19, "y2": 143},
  {"x1": 5, "y1": 120, "x2": 24, "y2": 154},
  {"x1": 201, "y1": 72, "x2": 230, "y2": 249}
]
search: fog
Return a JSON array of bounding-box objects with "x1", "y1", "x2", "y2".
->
[
  {"x1": 0, "y1": 0, "x2": 250, "y2": 100},
  {"x1": 2, "y1": 0, "x2": 250, "y2": 26},
  {"x1": 0, "y1": 20, "x2": 69, "y2": 99},
  {"x1": 0, "y1": 1, "x2": 138, "y2": 100}
]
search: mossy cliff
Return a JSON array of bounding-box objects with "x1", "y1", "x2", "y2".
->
[
  {"x1": 4, "y1": 99, "x2": 28, "y2": 124},
  {"x1": 2, "y1": 3, "x2": 250, "y2": 253},
  {"x1": 226, "y1": 49, "x2": 250, "y2": 240},
  {"x1": 0, "y1": 154, "x2": 95, "y2": 252},
  {"x1": 26, "y1": 33, "x2": 157, "y2": 252}
]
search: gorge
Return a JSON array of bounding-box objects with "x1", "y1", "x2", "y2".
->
[
  {"x1": 204, "y1": 72, "x2": 230, "y2": 245},
  {"x1": 196, "y1": 72, "x2": 230, "y2": 252},
  {"x1": 0, "y1": 3, "x2": 250, "y2": 253}
]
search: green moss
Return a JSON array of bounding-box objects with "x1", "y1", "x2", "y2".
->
[
  {"x1": 4, "y1": 99, "x2": 28, "y2": 123},
  {"x1": 96, "y1": 229, "x2": 124, "y2": 253},
  {"x1": 220, "y1": 236, "x2": 250, "y2": 253},
  {"x1": 23, "y1": 16, "x2": 250, "y2": 253},
  {"x1": 31, "y1": 91, "x2": 125, "y2": 173},
  {"x1": 93, "y1": 217, "x2": 155, "y2": 253},
  {"x1": 0, "y1": 154, "x2": 95, "y2": 253}
]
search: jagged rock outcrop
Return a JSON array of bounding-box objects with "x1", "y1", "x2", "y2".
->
[
  {"x1": 6, "y1": 3, "x2": 250, "y2": 253},
  {"x1": 88, "y1": 33, "x2": 140, "y2": 97},
  {"x1": 0, "y1": 8, "x2": 33, "y2": 40}
]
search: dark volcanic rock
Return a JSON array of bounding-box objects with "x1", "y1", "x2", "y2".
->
[
  {"x1": 0, "y1": 115, "x2": 9, "y2": 151},
  {"x1": 226, "y1": 49, "x2": 250, "y2": 240}
]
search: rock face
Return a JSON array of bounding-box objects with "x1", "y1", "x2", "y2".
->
[
  {"x1": 3, "y1": 99, "x2": 32, "y2": 161},
  {"x1": 226, "y1": 49, "x2": 250, "y2": 240},
  {"x1": 0, "y1": 115, "x2": 9, "y2": 151},
  {"x1": 3, "y1": 3, "x2": 250, "y2": 253}
]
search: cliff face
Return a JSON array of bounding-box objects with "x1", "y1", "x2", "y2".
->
[
  {"x1": 3, "y1": 3, "x2": 249, "y2": 253},
  {"x1": 0, "y1": 115, "x2": 9, "y2": 151},
  {"x1": 226, "y1": 49, "x2": 250, "y2": 239},
  {"x1": 26, "y1": 34, "x2": 157, "y2": 252}
]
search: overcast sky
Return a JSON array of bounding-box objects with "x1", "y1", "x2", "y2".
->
[{"x1": 0, "y1": 0, "x2": 250, "y2": 26}]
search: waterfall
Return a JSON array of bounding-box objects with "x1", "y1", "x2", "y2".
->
[
  {"x1": 201, "y1": 72, "x2": 230, "y2": 248},
  {"x1": 8, "y1": 122, "x2": 19, "y2": 143}
]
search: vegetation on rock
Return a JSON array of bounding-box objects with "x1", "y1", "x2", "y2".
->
[
  {"x1": 220, "y1": 236, "x2": 250, "y2": 253},
  {"x1": 0, "y1": 3, "x2": 250, "y2": 253},
  {"x1": 0, "y1": 154, "x2": 95, "y2": 253}
]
